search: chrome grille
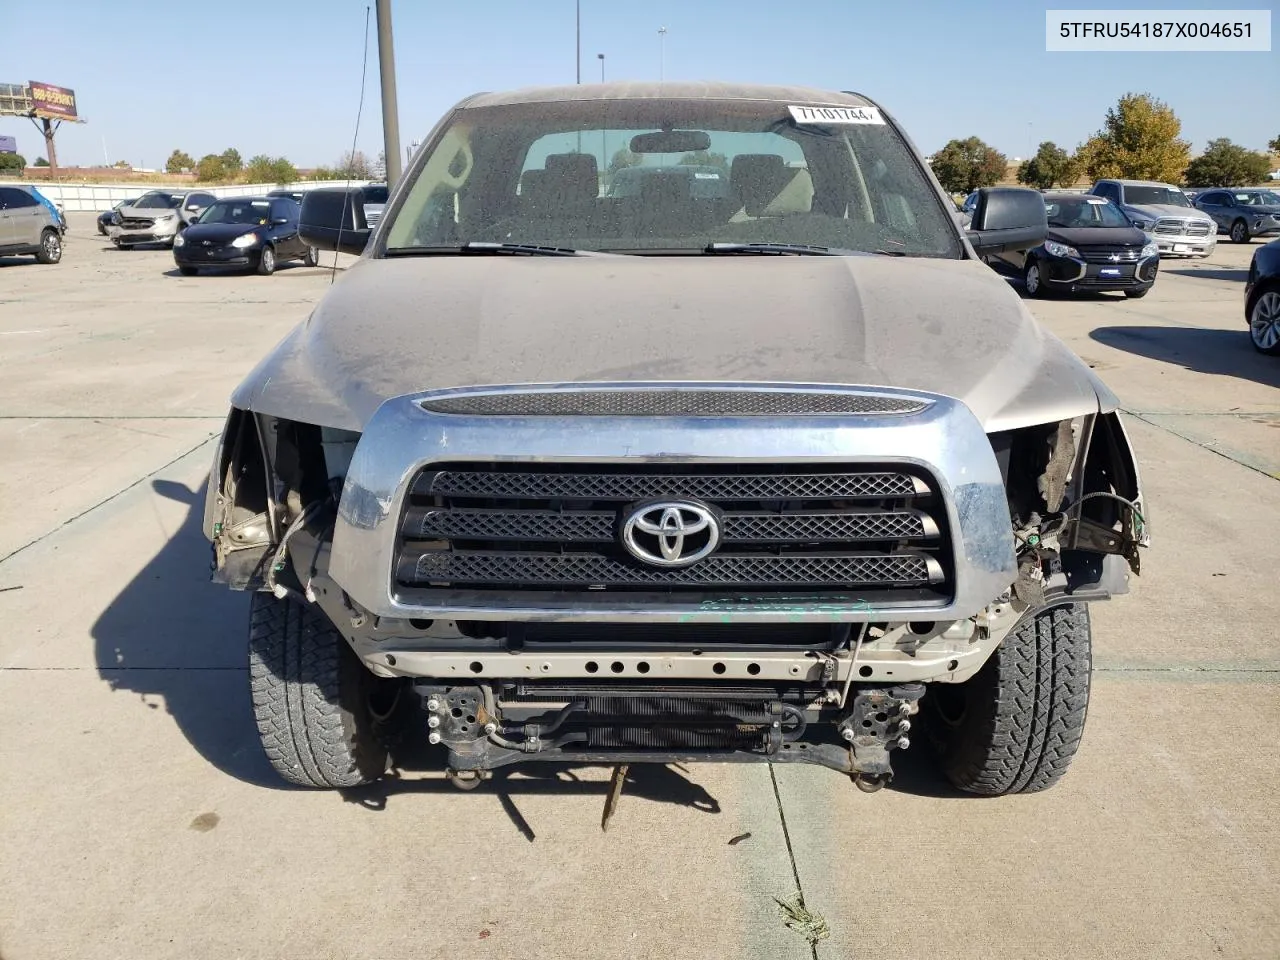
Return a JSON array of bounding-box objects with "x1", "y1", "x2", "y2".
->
[
  {"x1": 419, "y1": 390, "x2": 930, "y2": 417},
  {"x1": 397, "y1": 463, "x2": 951, "y2": 597},
  {"x1": 1153, "y1": 217, "x2": 1212, "y2": 238},
  {"x1": 120, "y1": 217, "x2": 155, "y2": 229}
]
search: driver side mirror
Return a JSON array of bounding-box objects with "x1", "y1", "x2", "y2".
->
[
  {"x1": 965, "y1": 187, "x2": 1047, "y2": 256},
  {"x1": 300, "y1": 187, "x2": 371, "y2": 255}
]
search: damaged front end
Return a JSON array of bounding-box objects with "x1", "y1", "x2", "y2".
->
[{"x1": 203, "y1": 385, "x2": 1146, "y2": 790}]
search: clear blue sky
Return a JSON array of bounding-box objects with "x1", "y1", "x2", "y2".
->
[{"x1": 2, "y1": 0, "x2": 1275, "y2": 169}]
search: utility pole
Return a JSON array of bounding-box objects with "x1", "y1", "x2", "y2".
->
[
  {"x1": 576, "y1": 1, "x2": 581, "y2": 83},
  {"x1": 658, "y1": 26, "x2": 667, "y2": 80},
  {"x1": 376, "y1": 0, "x2": 402, "y2": 185}
]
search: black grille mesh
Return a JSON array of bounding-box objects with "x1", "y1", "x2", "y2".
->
[
  {"x1": 406, "y1": 507, "x2": 929, "y2": 543},
  {"x1": 420, "y1": 390, "x2": 928, "y2": 417},
  {"x1": 420, "y1": 470, "x2": 921, "y2": 501},
  {"x1": 412, "y1": 551, "x2": 935, "y2": 587}
]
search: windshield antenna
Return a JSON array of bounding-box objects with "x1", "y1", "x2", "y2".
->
[{"x1": 333, "y1": 5, "x2": 372, "y2": 285}]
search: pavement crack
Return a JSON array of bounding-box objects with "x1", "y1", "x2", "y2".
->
[
  {"x1": 0, "y1": 433, "x2": 218, "y2": 566},
  {"x1": 769, "y1": 763, "x2": 826, "y2": 958},
  {"x1": 1123, "y1": 409, "x2": 1279, "y2": 481}
]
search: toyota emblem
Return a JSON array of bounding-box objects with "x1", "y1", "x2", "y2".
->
[{"x1": 621, "y1": 500, "x2": 721, "y2": 567}]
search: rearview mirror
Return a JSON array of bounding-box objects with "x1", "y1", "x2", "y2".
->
[
  {"x1": 965, "y1": 187, "x2": 1047, "y2": 256},
  {"x1": 630, "y1": 130, "x2": 711, "y2": 154},
  {"x1": 300, "y1": 187, "x2": 371, "y2": 255}
]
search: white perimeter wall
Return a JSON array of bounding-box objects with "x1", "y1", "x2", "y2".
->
[{"x1": 0, "y1": 180, "x2": 371, "y2": 212}]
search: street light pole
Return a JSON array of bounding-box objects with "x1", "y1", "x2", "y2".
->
[
  {"x1": 375, "y1": 0, "x2": 402, "y2": 184},
  {"x1": 576, "y1": 1, "x2": 581, "y2": 83},
  {"x1": 658, "y1": 26, "x2": 667, "y2": 80},
  {"x1": 597, "y1": 54, "x2": 606, "y2": 175}
]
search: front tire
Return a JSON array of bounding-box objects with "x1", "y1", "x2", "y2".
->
[
  {"x1": 304, "y1": 244, "x2": 320, "y2": 267},
  {"x1": 1023, "y1": 259, "x2": 1046, "y2": 298},
  {"x1": 256, "y1": 244, "x2": 276, "y2": 275},
  {"x1": 178, "y1": 266, "x2": 198, "y2": 277},
  {"x1": 1229, "y1": 219, "x2": 1250, "y2": 244},
  {"x1": 35, "y1": 228, "x2": 62, "y2": 264},
  {"x1": 248, "y1": 592, "x2": 400, "y2": 788},
  {"x1": 1249, "y1": 289, "x2": 1280, "y2": 355},
  {"x1": 925, "y1": 604, "x2": 1091, "y2": 795}
]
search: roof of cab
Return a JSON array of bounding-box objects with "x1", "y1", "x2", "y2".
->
[{"x1": 459, "y1": 81, "x2": 876, "y2": 110}]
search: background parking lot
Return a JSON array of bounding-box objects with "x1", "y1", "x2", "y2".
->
[{"x1": 1, "y1": 216, "x2": 1277, "y2": 960}]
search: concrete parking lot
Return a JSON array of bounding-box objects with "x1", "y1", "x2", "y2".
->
[{"x1": 1, "y1": 214, "x2": 1277, "y2": 960}]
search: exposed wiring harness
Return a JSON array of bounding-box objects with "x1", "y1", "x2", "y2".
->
[{"x1": 265, "y1": 501, "x2": 326, "y2": 602}]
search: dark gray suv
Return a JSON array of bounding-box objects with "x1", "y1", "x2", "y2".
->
[{"x1": 1193, "y1": 188, "x2": 1280, "y2": 244}]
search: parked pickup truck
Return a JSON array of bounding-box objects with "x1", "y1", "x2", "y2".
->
[
  {"x1": 1087, "y1": 179, "x2": 1217, "y2": 257},
  {"x1": 205, "y1": 83, "x2": 1148, "y2": 797}
]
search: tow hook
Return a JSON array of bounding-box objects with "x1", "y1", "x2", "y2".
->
[{"x1": 445, "y1": 768, "x2": 491, "y2": 791}]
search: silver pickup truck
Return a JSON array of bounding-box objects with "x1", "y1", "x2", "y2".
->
[{"x1": 205, "y1": 83, "x2": 1147, "y2": 796}]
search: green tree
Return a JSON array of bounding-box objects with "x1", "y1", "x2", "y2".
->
[
  {"x1": 1016, "y1": 141, "x2": 1079, "y2": 189},
  {"x1": 33, "y1": 156, "x2": 49, "y2": 167},
  {"x1": 219, "y1": 148, "x2": 242, "y2": 173},
  {"x1": 309, "y1": 166, "x2": 336, "y2": 181},
  {"x1": 244, "y1": 154, "x2": 275, "y2": 182},
  {"x1": 165, "y1": 149, "x2": 194, "y2": 174},
  {"x1": 607, "y1": 147, "x2": 641, "y2": 175},
  {"x1": 1184, "y1": 139, "x2": 1271, "y2": 187},
  {"x1": 678, "y1": 150, "x2": 729, "y2": 172},
  {"x1": 928, "y1": 137, "x2": 1007, "y2": 194},
  {"x1": 0, "y1": 152, "x2": 26, "y2": 173},
  {"x1": 268, "y1": 157, "x2": 297, "y2": 184},
  {"x1": 1268, "y1": 135, "x2": 1280, "y2": 155},
  {"x1": 195, "y1": 154, "x2": 226, "y2": 182},
  {"x1": 1078, "y1": 93, "x2": 1190, "y2": 183}
]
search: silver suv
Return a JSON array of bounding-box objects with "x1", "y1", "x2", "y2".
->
[
  {"x1": 0, "y1": 185, "x2": 63, "y2": 264},
  {"x1": 107, "y1": 190, "x2": 216, "y2": 248}
]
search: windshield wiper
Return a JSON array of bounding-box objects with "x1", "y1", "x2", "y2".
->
[
  {"x1": 386, "y1": 241, "x2": 582, "y2": 257},
  {"x1": 703, "y1": 242, "x2": 846, "y2": 256}
]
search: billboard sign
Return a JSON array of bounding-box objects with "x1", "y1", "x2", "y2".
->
[
  {"x1": 0, "y1": 135, "x2": 15, "y2": 153},
  {"x1": 28, "y1": 81, "x2": 78, "y2": 120}
]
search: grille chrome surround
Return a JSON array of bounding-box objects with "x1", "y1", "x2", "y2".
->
[
  {"x1": 420, "y1": 389, "x2": 930, "y2": 417},
  {"x1": 326, "y1": 382, "x2": 1020, "y2": 622},
  {"x1": 1078, "y1": 245, "x2": 1141, "y2": 264}
]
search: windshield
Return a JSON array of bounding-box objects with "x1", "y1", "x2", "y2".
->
[
  {"x1": 1238, "y1": 190, "x2": 1280, "y2": 206},
  {"x1": 1125, "y1": 185, "x2": 1190, "y2": 207},
  {"x1": 1045, "y1": 196, "x2": 1130, "y2": 228},
  {"x1": 383, "y1": 99, "x2": 960, "y2": 257},
  {"x1": 197, "y1": 199, "x2": 272, "y2": 225},
  {"x1": 134, "y1": 192, "x2": 181, "y2": 209}
]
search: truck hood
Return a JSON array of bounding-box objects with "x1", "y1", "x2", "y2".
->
[
  {"x1": 1123, "y1": 203, "x2": 1211, "y2": 223},
  {"x1": 231, "y1": 254, "x2": 1116, "y2": 433}
]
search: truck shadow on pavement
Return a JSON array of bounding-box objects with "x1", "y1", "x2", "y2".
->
[
  {"x1": 92, "y1": 478, "x2": 282, "y2": 788},
  {"x1": 1161, "y1": 267, "x2": 1249, "y2": 283},
  {"x1": 90, "y1": 479, "x2": 732, "y2": 829},
  {"x1": 1090, "y1": 326, "x2": 1280, "y2": 390}
]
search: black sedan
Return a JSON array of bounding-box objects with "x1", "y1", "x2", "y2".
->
[
  {"x1": 172, "y1": 196, "x2": 319, "y2": 276},
  {"x1": 1245, "y1": 238, "x2": 1280, "y2": 355},
  {"x1": 994, "y1": 193, "x2": 1160, "y2": 298}
]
